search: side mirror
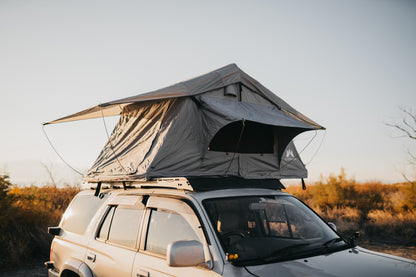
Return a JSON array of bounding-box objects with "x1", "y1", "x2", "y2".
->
[
  {"x1": 48, "y1": 227, "x2": 62, "y2": 236},
  {"x1": 328, "y1": 222, "x2": 337, "y2": 232},
  {"x1": 167, "y1": 240, "x2": 205, "y2": 267}
]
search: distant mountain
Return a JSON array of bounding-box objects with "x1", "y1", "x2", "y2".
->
[{"x1": 0, "y1": 160, "x2": 87, "y2": 186}]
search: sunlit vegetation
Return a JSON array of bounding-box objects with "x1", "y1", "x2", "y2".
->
[
  {"x1": 0, "y1": 174, "x2": 80, "y2": 269},
  {"x1": 286, "y1": 169, "x2": 416, "y2": 244}
]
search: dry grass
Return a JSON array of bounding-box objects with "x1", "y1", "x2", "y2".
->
[
  {"x1": 286, "y1": 170, "x2": 416, "y2": 245},
  {"x1": 365, "y1": 210, "x2": 416, "y2": 243},
  {"x1": 0, "y1": 175, "x2": 80, "y2": 270}
]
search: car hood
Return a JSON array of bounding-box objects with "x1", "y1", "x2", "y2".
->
[{"x1": 245, "y1": 247, "x2": 416, "y2": 277}]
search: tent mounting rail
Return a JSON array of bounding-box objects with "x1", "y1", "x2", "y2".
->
[{"x1": 87, "y1": 177, "x2": 284, "y2": 193}]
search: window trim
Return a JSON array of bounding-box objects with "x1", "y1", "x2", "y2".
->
[
  {"x1": 140, "y1": 208, "x2": 168, "y2": 259},
  {"x1": 139, "y1": 208, "x2": 169, "y2": 259},
  {"x1": 95, "y1": 205, "x2": 115, "y2": 243},
  {"x1": 95, "y1": 204, "x2": 145, "y2": 250}
]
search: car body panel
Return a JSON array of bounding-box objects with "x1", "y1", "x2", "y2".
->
[
  {"x1": 133, "y1": 250, "x2": 221, "y2": 277},
  {"x1": 85, "y1": 239, "x2": 137, "y2": 277},
  {"x1": 246, "y1": 247, "x2": 416, "y2": 277}
]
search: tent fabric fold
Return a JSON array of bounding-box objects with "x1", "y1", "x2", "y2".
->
[{"x1": 45, "y1": 64, "x2": 324, "y2": 182}]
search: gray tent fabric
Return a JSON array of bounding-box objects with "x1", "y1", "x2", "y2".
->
[
  {"x1": 45, "y1": 64, "x2": 324, "y2": 182},
  {"x1": 85, "y1": 96, "x2": 310, "y2": 182}
]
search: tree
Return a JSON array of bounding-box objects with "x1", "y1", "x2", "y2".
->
[
  {"x1": 41, "y1": 162, "x2": 56, "y2": 185},
  {"x1": 387, "y1": 107, "x2": 416, "y2": 210},
  {"x1": 0, "y1": 174, "x2": 12, "y2": 200},
  {"x1": 387, "y1": 107, "x2": 416, "y2": 181}
]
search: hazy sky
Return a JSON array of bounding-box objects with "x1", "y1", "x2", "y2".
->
[{"x1": 1, "y1": 0, "x2": 415, "y2": 184}]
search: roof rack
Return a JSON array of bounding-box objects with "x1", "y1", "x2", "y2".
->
[
  {"x1": 139, "y1": 178, "x2": 194, "y2": 191},
  {"x1": 88, "y1": 178, "x2": 194, "y2": 196},
  {"x1": 88, "y1": 177, "x2": 285, "y2": 196}
]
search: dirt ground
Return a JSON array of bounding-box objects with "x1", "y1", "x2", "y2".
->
[
  {"x1": 360, "y1": 240, "x2": 416, "y2": 261},
  {"x1": 1, "y1": 242, "x2": 415, "y2": 277},
  {"x1": 0, "y1": 264, "x2": 47, "y2": 277}
]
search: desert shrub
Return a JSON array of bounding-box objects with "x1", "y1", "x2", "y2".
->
[
  {"x1": 290, "y1": 169, "x2": 361, "y2": 212},
  {"x1": 0, "y1": 175, "x2": 13, "y2": 267},
  {"x1": 314, "y1": 207, "x2": 361, "y2": 237},
  {"x1": 0, "y1": 176, "x2": 80, "y2": 270},
  {"x1": 365, "y1": 210, "x2": 416, "y2": 244},
  {"x1": 386, "y1": 183, "x2": 416, "y2": 212},
  {"x1": 286, "y1": 170, "x2": 416, "y2": 245}
]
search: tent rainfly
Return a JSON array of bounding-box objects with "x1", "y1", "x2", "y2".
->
[{"x1": 44, "y1": 64, "x2": 324, "y2": 183}]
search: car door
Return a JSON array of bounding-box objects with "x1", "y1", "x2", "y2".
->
[
  {"x1": 133, "y1": 196, "x2": 222, "y2": 277},
  {"x1": 86, "y1": 195, "x2": 145, "y2": 277}
]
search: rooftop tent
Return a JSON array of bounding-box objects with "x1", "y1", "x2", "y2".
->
[{"x1": 45, "y1": 64, "x2": 324, "y2": 182}]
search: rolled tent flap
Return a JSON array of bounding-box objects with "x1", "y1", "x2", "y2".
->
[
  {"x1": 44, "y1": 64, "x2": 325, "y2": 182},
  {"x1": 197, "y1": 96, "x2": 314, "y2": 130}
]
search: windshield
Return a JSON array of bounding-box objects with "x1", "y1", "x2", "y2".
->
[{"x1": 203, "y1": 195, "x2": 348, "y2": 265}]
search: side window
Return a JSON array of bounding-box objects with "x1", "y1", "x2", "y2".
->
[
  {"x1": 97, "y1": 205, "x2": 144, "y2": 249},
  {"x1": 97, "y1": 206, "x2": 115, "y2": 240},
  {"x1": 62, "y1": 194, "x2": 107, "y2": 235},
  {"x1": 145, "y1": 209, "x2": 200, "y2": 256},
  {"x1": 109, "y1": 207, "x2": 143, "y2": 248}
]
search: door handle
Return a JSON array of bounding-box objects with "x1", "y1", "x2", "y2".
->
[
  {"x1": 137, "y1": 269, "x2": 149, "y2": 277},
  {"x1": 86, "y1": 253, "x2": 96, "y2": 262}
]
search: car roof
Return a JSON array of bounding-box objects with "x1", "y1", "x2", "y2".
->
[{"x1": 190, "y1": 188, "x2": 290, "y2": 202}]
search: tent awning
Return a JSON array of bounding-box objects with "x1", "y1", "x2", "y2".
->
[{"x1": 43, "y1": 104, "x2": 127, "y2": 125}]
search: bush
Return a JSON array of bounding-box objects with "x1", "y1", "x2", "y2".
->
[
  {"x1": 365, "y1": 210, "x2": 416, "y2": 244},
  {"x1": 286, "y1": 170, "x2": 416, "y2": 245},
  {"x1": 0, "y1": 175, "x2": 80, "y2": 270}
]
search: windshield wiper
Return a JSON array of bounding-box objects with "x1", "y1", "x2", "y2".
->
[
  {"x1": 323, "y1": 237, "x2": 345, "y2": 249},
  {"x1": 264, "y1": 238, "x2": 346, "y2": 263},
  {"x1": 263, "y1": 242, "x2": 310, "y2": 262}
]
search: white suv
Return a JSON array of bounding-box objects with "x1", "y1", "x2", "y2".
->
[{"x1": 45, "y1": 178, "x2": 416, "y2": 277}]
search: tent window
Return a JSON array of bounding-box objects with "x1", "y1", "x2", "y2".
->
[{"x1": 209, "y1": 121, "x2": 274, "y2": 154}]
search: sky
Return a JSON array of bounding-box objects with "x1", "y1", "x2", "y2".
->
[{"x1": 0, "y1": 0, "x2": 415, "y2": 185}]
